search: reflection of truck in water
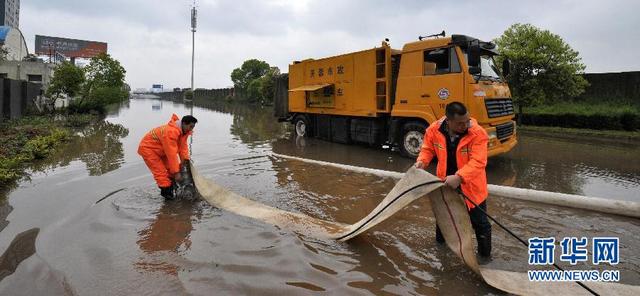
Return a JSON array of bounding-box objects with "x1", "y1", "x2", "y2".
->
[{"x1": 274, "y1": 33, "x2": 517, "y2": 158}]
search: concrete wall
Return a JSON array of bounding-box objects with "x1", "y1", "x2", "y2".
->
[
  {"x1": 0, "y1": 78, "x2": 3, "y2": 119},
  {"x1": 193, "y1": 88, "x2": 234, "y2": 100},
  {"x1": 7, "y1": 78, "x2": 22, "y2": 118},
  {"x1": 578, "y1": 71, "x2": 640, "y2": 104},
  {"x1": 151, "y1": 88, "x2": 236, "y2": 102},
  {"x1": 1, "y1": 78, "x2": 42, "y2": 120},
  {"x1": 0, "y1": 60, "x2": 55, "y2": 90},
  {"x1": 273, "y1": 73, "x2": 289, "y2": 118}
]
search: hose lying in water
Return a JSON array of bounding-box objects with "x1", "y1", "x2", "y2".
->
[
  {"x1": 459, "y1": 191, "x2": 598, "y2": 296},
  {"x1": 271, "y1": 153, "x2": 640, "y2": 219},
  {"x1": 191, "y1": 163, "x2": 640, "y2": 295}
]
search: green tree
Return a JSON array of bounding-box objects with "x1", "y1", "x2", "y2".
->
[
  {"x1": 494, "y1": 23, "x2": 588, "y2": 114},
  {"x1": 259, "y1": 67, "x2": 281, "y2": 105},
  {"x1": 83, "y1": 52, "x2": 127, "y2": 93},
  {"x1": 45, "y1": 61, "x2": 85, "y2": 110},
  {"x1": 231, "y1": 59, "x2": 270, "y2": 96},
  {"x1": 75, "y1": 53, "x2": 128, "y2": 112},
  {"x1": 246, "y1": 79, "x2": 262, "y2": 103}
]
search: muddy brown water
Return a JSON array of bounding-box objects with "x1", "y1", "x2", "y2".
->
[{"x1": 0, "y1": 97, "x2": 638, "y2": 295}]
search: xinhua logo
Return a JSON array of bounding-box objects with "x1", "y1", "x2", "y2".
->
[{"x1": 527, "y1": 237, "x2": 620, "y2": 282}]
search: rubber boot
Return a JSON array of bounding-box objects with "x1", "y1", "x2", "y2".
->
[
  {"x1": 160, "y1": 185, "x2": 174, "y2": 200},
  {"x1": 435, "y1": 225, "x2": 446, "y2": 244},
  {"x1": 477, "y1": 230, "x2": 492, "y2": 258}
]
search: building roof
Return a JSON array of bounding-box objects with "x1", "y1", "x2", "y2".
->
[
  {"x1": 0, "y1": 26, "x2": 12, "y2": 43},
  {"x1": 0, "y1": 25, "x2": 29, "y2": 60}
]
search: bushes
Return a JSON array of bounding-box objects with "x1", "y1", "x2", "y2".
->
[
  {"x1": 0, "y1": 128, "x2": 70, "y2": 184},
  {"x1": 22, "y1": 129, "x2": 70, "y2": 159},
  {"x1": 184, "y1": 89, "x2": 194, "y2": 101},
  {"x1": 0, "y1": 115, "x2": 92, "y2": 187},
  {"x1": 69, "y1": 87, "x2": 128, "y2": 113},
  {"x1": 520, "y1": 103, "x2": 640, "y2": 131}
]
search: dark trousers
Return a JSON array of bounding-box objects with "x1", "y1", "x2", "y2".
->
[{"x1": 436, "y1": 201, "x2": 492, "y2": 256}]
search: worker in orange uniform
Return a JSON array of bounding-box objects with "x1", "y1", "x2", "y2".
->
[
  {"x1": 138, "y1": 114, "x2": 198, "y2": 199},
  {"x1": 414, "y1": 102, "x2": 492, "y2": 258}
]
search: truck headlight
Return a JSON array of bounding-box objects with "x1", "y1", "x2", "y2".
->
[{"x1": 487, "y1": 130, "x2": 497, "y2": 148}]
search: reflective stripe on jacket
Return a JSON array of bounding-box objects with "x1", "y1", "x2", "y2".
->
[{"x1": 417, "y1": 117, "x2": 489, "y2": 209}]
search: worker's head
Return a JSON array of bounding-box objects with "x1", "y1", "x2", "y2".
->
[
  {"x1": 181, "y1": 115, "x2": 198, "y2": 133},
  {"x1": 445, "y1": 102, "x2": 470, "y2": 134}
]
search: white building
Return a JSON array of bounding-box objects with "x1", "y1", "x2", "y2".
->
[{"x1": 0, "y1": 25, "x2": 26, "y2": 60}]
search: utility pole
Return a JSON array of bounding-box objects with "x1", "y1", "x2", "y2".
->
[
  {"x1": 189, "y1": 1, "x2": 197, "y2": 153},
  {"x1": 190, "y1": 1, "x2": 197, "y2": 98}
]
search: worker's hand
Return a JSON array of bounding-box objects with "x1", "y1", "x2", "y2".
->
[
  {"x1": 174, "y1": 172, "x2": 183, "y2": 182},
  {"x1": 414, "y1": 161, "x2": 426, "y2": 169},
  {"x1": 444, "y1": 174, "x2": 462, "y2": 188}
]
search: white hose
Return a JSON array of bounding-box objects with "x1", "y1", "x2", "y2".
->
[{"x1": 271, "y1": 153, "x2": 640, "y2": 219}]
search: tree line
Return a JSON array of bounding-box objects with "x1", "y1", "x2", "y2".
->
[{"x1": 229, "y1": 23, "x2": 591, "y2": 113}]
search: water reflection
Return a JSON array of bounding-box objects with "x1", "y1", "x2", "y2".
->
[
  {"x1": 0, "y1": 228, "x2": 38, "y2": 281},
  {"x1": 29, "y1": 121, "x2": 129, "y2": 176},
  {"x1": 105, "y1": 100, "x2": 131, "y2": 117},
  {"x1": 268, "y1": 152, "x2": 494, "y2": 294},
  {"x1": 489, "y1": 156, "x2": 586, "y2": 195},
  {"x1": 491, "y1": 135, "x2": 640, "y2": 200},
  {"x1": 192, "y1": 97, "x2": 289, "y2": 145},
  {"x1": 136, "y1": 201, "x2": 200, "y2": 276},
  {"x1": 0, "y1": 198, "x2": 11, "y2": 233},
  {"x1": 272, "y1": 136, "x2": 416, "y2": 172}
]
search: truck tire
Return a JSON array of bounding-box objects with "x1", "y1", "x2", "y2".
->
[
  {"x1": 294, "y1": 115, "x2": 312, "y2": 137},
  {"x1": 399, "y1": 121, "x2": 427, "y2": 159}
]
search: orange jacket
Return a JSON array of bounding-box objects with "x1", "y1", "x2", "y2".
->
[
  {"x1": 417, "y1": 117, "x2": 489, "y2": 209},
  {"x1": 138, "y1": 114, "x2": 192, "y2": 175}
]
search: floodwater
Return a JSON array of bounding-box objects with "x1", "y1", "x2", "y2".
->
[{"x1": 0, "y1": 97, "x2": 638, "y2": 295}]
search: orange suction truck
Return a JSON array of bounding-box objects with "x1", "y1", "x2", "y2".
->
[{"x1": 274, "y1": 32, "x2": 517, "y2": 158}]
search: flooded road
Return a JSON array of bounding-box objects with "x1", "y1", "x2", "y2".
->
[{"x1": 0, "y1": 97, "x2": 638, "y2": 295}]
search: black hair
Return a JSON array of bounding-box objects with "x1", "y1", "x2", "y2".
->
[
  {"x1": 182, "y1": 115, "x2": 198, "y2": 125},
  {"x1": 445, "y1": 102, "x2": 468, "y2": 118}
]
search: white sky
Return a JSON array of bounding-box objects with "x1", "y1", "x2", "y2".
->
[{"x1": 20, "y1": 0, "x2": 640, "y2": 89}]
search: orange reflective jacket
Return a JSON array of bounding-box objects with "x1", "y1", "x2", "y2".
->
[
  {"x1": 417, "y1": 117, "x2": 489, "y2": 209},
  {"x1": 138, "y1": 114, "x2": 192, "y2": 175}
]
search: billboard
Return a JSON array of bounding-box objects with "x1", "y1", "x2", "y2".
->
[{"x1": 35, "y1": 35, "x2": 108, "y2": 58}]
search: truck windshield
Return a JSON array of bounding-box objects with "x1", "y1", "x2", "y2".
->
[
  {"x1": 479, "y1": 55, "x2": 501, "y2": 80},
  {"x1": 462, "y1": 50, "x2": 502, "y2": 82}
]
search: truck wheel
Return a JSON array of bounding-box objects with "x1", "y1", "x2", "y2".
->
[
  {"x1": 400, "y1": 122, "x2": 427, "y2": 158},
  {"x1": 294, "y1": 115, "x2": 312, "y2": 137}
]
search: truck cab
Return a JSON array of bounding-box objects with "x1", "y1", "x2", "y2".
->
[{"x1": 391, "y1": 34, "x2": 516, "y2": 157}]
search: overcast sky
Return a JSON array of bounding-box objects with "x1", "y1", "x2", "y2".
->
[{"x1": 20, "y1": 0, "x2": 640, "y2": 89}]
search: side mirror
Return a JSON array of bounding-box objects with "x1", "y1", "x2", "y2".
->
[
  {"x1": 467, "y1": 44, "x2": 481, "y2": 68},
  {"x1": 469, "y1": 66, "x2": 481, "y2": 75},
  {"x1": 502, "y1": 59, "x2": 510, "y2": 77}
]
